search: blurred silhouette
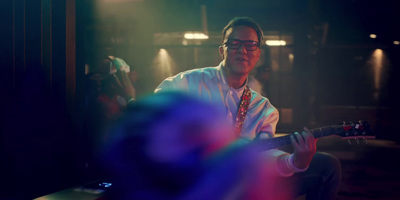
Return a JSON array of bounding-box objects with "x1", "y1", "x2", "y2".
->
[
  {"x1": 82, "y1": 56, "x2": 136, "y2": 182},
  {"x1": 99, "y1": 91, "x2": 290, "y2": 200},
  {"x1": 248, "y1": 66, "x2": 271, "y2": 96}
]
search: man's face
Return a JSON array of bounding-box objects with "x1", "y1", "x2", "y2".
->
[{"x1": 219, "y1": 26, "x2": 261, "y2": 77}]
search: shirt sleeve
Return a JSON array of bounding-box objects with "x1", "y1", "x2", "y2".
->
[
  {"x1": 260, "y1": 149, "x2": 294, "y2": 177},
  {"x1": 154, "y1": 72, "x2": 189, "y2": 93}
]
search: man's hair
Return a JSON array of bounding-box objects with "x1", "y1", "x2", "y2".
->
[{"x1": 221, "y1": 16, "x2": 264, "y2": 45}]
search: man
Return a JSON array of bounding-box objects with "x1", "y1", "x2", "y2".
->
[{"x1": 155, "y1": 17, "x2": 341, "y2": 200}]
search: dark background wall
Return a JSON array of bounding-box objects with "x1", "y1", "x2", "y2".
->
[{"x1": 0, "y1": 0, "x2": 88, "y2": 198}]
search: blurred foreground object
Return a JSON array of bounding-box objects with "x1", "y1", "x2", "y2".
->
[{"x1": 99, "y1": 91, "x2": 290, "y2": 200}]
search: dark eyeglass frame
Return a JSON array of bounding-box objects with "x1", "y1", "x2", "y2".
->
[{"x1": 222, "y1": 39, "x2": 260, "y2": 51}]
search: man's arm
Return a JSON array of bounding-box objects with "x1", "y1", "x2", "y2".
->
[
  {"x1": 154, "y1": 73, "x2": 189, "y2": 93},
  {"x1": 256, "y1": 106, "x2": 316, "y2": 176},
  {"x1": 259, "y1": 128, "x2": 317, "y2": 177},
  {"x1": 289, "y1": 127, "x2": 317, "y2": 170}
]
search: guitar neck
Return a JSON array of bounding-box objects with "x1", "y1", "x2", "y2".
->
[{"x1": 256, "y1": 125, "x2": 341, "y2": 150}]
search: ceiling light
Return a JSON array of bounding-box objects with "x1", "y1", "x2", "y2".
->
[
  {"x1": 184, "y1": 32, "x2": 209, "y2": 40},
  {"x1": 265, "y1": 40, "x2": 286, "y2": 46},
  {"x1": 370, "y1": 34, "x2": 377, "y2": 39},
  {"x1": 394, "y1": 41, "x2": 400, "y2": 45}
]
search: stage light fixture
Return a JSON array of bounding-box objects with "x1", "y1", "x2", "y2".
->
[
  {"x1": 184, "y1": 32, "x2": 209, "y2": 40},
  {"x1": 265, "y1": 40, "x2": 286, "y2": 46}
]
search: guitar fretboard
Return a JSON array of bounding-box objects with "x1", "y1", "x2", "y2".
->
[{"x1": 255, "y1": 125, "x2": 341, "y2": 150}]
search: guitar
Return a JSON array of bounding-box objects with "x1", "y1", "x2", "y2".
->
[{"x1": 255, "y1": 120, "x2": 375, "y2": 150}]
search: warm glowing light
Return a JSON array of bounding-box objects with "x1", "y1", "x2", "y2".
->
[
  {"x1": 370, "y1": 34, "x2": 377, "y2": 39},
  {"x1": 265, "y1": 40, "x2": 286, "y2": 46},
  {"x1": 288, "y1": 53, "x2": 294, "y2": 63},
  {"x1": 394, "y1": 41, "x2": 400, "y2": 45},
  {"x1": 372, "y1": 49, "x2": 383, "y2": 91},
  {"x1": 102, "y1": 0, "x2": 143, "y2": 2},
  {"x1": 370, "y1": 48, "x2": 384, "y2": 102},
  {"x1": 375, "y1": 49, "x2": 383, "y2": 56},
  {"x1": 160, "y1": 48, "x2": 167, "y2": 56},
  {"x1": 153, "y1": 49, "x2": 176, "y2": 78},
  {"x1": 184, "y1": 32, "x2": 209, "y2": 40}
]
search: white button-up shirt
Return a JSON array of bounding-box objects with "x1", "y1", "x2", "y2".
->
[{"x1": 155, "y1": 62, "x2": 279, "y2": 140}]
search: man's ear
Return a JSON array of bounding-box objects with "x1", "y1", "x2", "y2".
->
[{"x1": 219, "y1": 46, "x2": 224, "y2": 59}]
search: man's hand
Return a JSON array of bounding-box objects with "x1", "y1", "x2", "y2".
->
[
  {"x1": 290, "y1": 127, "x2": 317, "y2": 169},
  {"x1": 116, "y1": 70, "x2": 136, "y2": 100}
]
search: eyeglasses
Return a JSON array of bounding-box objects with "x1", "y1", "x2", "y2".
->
[{"x1": 223, "y1": 39, "x2": 260, "y2": 51}]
